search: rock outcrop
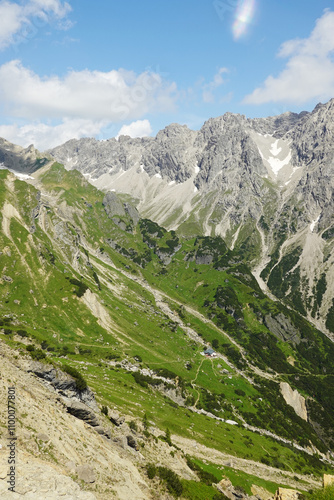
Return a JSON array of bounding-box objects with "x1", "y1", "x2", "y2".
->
[
  {"x1": 25, "y1": 361, "x2": 98, "y2": 409},
  {"x1": 280, "y1": 382, "x2": 308, "y2": 421},
  {"x1": 324, "y1": 474, "x2": 334, "y2": 487},
  {"x1": 273, "y1": 488, "x2": 302, "y2": 500}
]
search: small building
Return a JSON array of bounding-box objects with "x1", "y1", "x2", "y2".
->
[{"x1": 204, "y1": 348, "x2": 217, "y2": 358}]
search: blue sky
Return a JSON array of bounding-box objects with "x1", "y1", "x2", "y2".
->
[{"x1": 0, "y1": 0, "x2": 333, "y2": 150}]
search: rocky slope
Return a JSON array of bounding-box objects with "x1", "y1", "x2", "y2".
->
[
  {"x1": 47, "y1": 99, "x2": 334, "y2": 336},
  {"x1": 0, "y1": 138, "x2": 50, "y2": 174}
]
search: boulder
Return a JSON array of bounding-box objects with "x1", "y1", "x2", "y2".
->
[
  {"x1": 113, "y1": 436, "x2": 128, "y2": 449},
  {"x1": 95, "y1": 426, "x2": 111, "y2": 439},
  {"x1": 324, "y1": 474, "x2": 334, "y2": 487},
  {"x1": 251, "y1": 484, "x2": 274, "y2": 500},
  {"x1": 273, "y1": 488, "x2": 301, "y2": 500},
  {"x1": 126, "y1": 435, "x2": 138, "y2": 450},
  {"x1": 102, "y1": 192, "x2": 126, "y2": 218},
  {"x1": 37, "y1": 433, "x2": 50, "y2": 442},
  {"x1": 109, "y1": 410, "x2": 125, "y2": 426},
  {"x1": 76, "y1": 464, "x2": 96, "y2": 483},
  {"x1": 66, "y1": 401, "x2": 100, "y2": 427}
]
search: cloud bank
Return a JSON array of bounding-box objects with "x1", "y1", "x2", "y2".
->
[
  {"x1": 0, "y1": 61, "x2": 177, "y2": 149},
  {"x1": 244, "y1": 10, "x2": 334, "y2": 105}
]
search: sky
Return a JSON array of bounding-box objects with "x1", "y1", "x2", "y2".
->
[{"x1": 0, "y1": 0, "x2": 333, "y2": 150}]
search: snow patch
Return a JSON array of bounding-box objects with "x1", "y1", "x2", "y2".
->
[
  {"x1": 267, "y1": 151, "x2": 292, "y2": 176},
  {"x1": 193, "y1": 186, "x2": 198, "y2": 193},
  {"x1": 155, "y1": 173, "x2": 162, "y2": 179},
  {"x1": 310, "y1": 215, "x2": 320, "y2": 233},
  {"x1": 194, "y1": 165, "x2": 200, "y2": 174},
  {"x1": 270, "y1": 139, "x2": 282, "y2": 156},
  {"x1": 0, "y1": 164, "x2": 34, "y2": 180},
  {"x1": 168, "y1": 180, "x2": 176, "y2": 186}
]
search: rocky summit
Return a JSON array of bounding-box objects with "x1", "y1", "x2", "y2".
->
[{"x1": 0, "y1": 101, "x2": 334, "y2": 499}]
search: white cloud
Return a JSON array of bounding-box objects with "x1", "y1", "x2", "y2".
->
[
  {"x1": 244, "y1": 10, "x2": 334, "y2": 105},
  {"x1": 116, "y1": 120, "x2": 152, "y2": 139},
  {"x1": 0, "y1": 60, "x2": 177, "y2": 121},
  {"x1": 0, "y1": 119, "x2": 106, "y2": 150},
  {"x1": 202, "y1": 68, "x2": 229, "y2": 103},
  {"x1": 0, "y1": 61, "x2": 177, "y2": 149},
  {"x1": 0, "y1": 0, "x2": 72, "y2": 50}
]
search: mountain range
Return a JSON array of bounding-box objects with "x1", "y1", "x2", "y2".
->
[
  {"x1": 0, "y1": 99, "x2": 334, "y2": 499},
  {"x1": 48, "y1": 99, "x2": 334, "y2": 337}
]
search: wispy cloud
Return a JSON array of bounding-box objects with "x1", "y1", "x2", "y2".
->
[
  {"x1": 0, "y1": 0, "x2": 72, "y2": 50},
  {"x1": 244, "y1": 9, "x2": 334, "y2": 105},
  {"x1": 202, "y1": 67, "x2": 229, "y2": 103}
]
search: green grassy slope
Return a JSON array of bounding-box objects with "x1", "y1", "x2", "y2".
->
[{"x1": 1, "y1": 163, "x2": 334, "y2": 496}]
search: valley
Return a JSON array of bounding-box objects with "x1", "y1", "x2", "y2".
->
[{"x1": 1, "y1": 101, "x2": 334, "y2": 499}]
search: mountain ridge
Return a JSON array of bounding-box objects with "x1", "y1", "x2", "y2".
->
[{"x1": 44, "y1": 99, "x2": 334, "y2": 338}]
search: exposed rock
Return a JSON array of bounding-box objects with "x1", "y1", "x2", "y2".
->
[
  {"x1": 76, "y1": 464, "x2": 96, "y2": 484},
  {"x1": 26, "y1": 361, "x2": 98, "y2": 409},
  {"x1": 124, "y1": 202, "x2": 140, "y2": 225},
  {"x1": 0, "y1": 459, "x2": 97, "y2": 499},
  {"x1": 113, "y1": 436, "x2": 128, "y2": 449},
  {"x1": 109, "y1": 410, "x2": 125, "y2": 426},
  {"x1": 2, "y1": 275, "x2": 13, "y2": 282},
  {"x1": 102, "y1": 191, "x2": 126, "y2": 218},
  {"x1": 37, "y1": 433, "x2": 50, "y2": 442},
  {"x1": 280, "y1": 382, "x2": 308, "y2": 421},
  {"x1": 0, "y1": 138, "x2": 50, "y2": 173},
  {"x1": 95, "y1": 426, "x2": 111, "y2": 439},
  {"x1": 273, "y1": 488, "x2": 302, "y2": 500},
  {"x1": 324, "y1": 474, "x2": 334, "y2": 487},
  {"x1": 65, "y1": 400, "x2": 100, "y2": 427},
  {"x1": 264, "y1": 314, "x2": 301, "y2": 344},
  {"x1": 126, "y1": 435, "x2": 138, "y2": 450},
  {"x1": 251, "y1": 484, "x2": 274, "y2": 499}
]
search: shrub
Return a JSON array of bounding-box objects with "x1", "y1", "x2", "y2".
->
[
  {"x1": 129, "y1": 420, "x2": 138, "y2": 432},
  {"x1": 67, "y1": 277, "x2": 89, "y2": 297},
  {"x1": 146, "y1": 464, "x2": 156, "y2": 480},
  {"x1": 101, "y1": 406, "x2": 108, "y2": 416},
  {"x1": 63, "y1": 364, "x2": 87, "y2": 391},
  {"x1": 165, "y1": 427, "x2": 172, "y2": 446},
  {"x1": 17, "y1": 329, "x2": 28, "y2": 337}
]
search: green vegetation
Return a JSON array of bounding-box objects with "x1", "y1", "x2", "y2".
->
[
  {"x1": 304, "y1": 484, "x2": 334, "y2": 499},
  {"x1": 63, "y1": 365, "x2": 87, "y2": 391},
  {"x1": 1, "y1": 162, "x2": 334, "y2": 492},
  {"x1": 146, "y1": 464, "x2": 183, "y2": 497}
]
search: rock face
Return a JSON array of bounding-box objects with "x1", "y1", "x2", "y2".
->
[
  {"x1": 273, "y1": 488, "x2": 302, "y2": 500},
  {"x1": 66, "y1": 401, "x2": 100, "y2": 427},
  {"x1": 251, "y1": 484, "x2": 273, "y2": 500},
  {"x1": 280, "y1": 382, "x2": 308, "y2": 421},
  {"x1": 26, "y1": 361, "x2": 98, "y2": 409},
  {"x1": 47, "y1": 98, "x2": 334, "y2": 336},
  {"x1": 324, "y1": 474, "x2": 334, "y2": 487},
  {"x1": 0, "y1": 138, "x2": 49, "y2": 173}
]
